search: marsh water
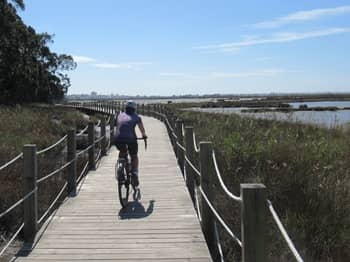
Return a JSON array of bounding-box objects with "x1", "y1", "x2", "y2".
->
[{"x1": 191, "y1": 101, "x2": 350, "y2": 128}]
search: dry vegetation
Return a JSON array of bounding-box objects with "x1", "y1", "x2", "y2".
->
[
  {"x1": 0, "y1": 105, "x2": 89, "y2": 259},
  {"x1": 175, "y1": 109, "x2": 350, "y2": 261}
]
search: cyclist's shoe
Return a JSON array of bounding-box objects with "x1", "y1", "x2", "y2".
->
[{"x1": 131, "y1": 172, "x2": 139, "y2": 187}]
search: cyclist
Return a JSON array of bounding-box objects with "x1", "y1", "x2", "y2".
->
[{"x1": 115, "y1": 100, "x2": 147, "y2": 187}]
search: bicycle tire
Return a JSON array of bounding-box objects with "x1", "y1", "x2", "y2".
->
[{"x1": 117, "y1": 165, "x2": 130, "y2": 208}]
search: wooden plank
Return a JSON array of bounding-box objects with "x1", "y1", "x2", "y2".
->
[{"x1": 15, "y1": 116, "x2": 211, "y2": 261}]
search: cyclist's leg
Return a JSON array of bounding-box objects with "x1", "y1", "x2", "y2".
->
[
  {"x1": 128, "y1": 142, "x2": 139, "y2": 173},
  {"x1": 128, "y1": 143, "x2": 139, "y2": 187}
]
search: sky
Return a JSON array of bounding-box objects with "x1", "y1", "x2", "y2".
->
[{"x1": 19, "y1": 0, "x2": 350, "y2": 96}]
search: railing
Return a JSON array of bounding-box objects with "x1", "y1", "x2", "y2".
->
[
  {"x1": 63, "y1": 101, "x2": 303, "y2": 262},
  {"x1": 0, "y1": 113, "x2": 113, "y2": 257},
  {"x1": 144, "y1": 104, "x2": 304, "y2": 262}
]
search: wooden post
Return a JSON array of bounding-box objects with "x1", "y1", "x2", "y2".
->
[
  {"x1": 199, "y1": 142, "x2": 219, "y2": 260},
  {"x1": 241, "y1": 184, "x2": 267, "y2": 262},
  {"x1": 110, "y1": 115, "x2": 115, "y2": 148},
  {"x1": 23, "y1": 144, "x2": 38, "y2": 243},
  {"x1": 175, "y1": 119, "x2": 184, "y2": 173},
  {"x1": 67, "y1": 129, "x2": 77, "y2": 196},
  {"x1": 101, "y1": 118, "x2": 107, "y2": 156},
  {"x1": 88, "y1": 121, "x2": 96, "y2": 170},
  {"x1": 185, "y1": 126, "x2": 195, "y2": 202}
]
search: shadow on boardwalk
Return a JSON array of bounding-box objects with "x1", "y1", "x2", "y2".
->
[{"x1": 118, "y1": 190, "x2": 155, "y2": 219}]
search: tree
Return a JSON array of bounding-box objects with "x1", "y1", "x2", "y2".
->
[{"x1": 0, "y1": 0, "x2": 76, "y2": 104}]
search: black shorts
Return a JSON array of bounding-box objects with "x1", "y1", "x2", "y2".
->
[{"x1": 116, "y1": 142, "x2": 138, "y2": 155}]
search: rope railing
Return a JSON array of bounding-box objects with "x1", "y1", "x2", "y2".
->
[
  {"x1": 38, "y1": 182, "x2": 68, "y2": 224},
  {"x1": 76, "y1": 125, "x2": 88, "y2": 136},
  {"x1": 0, "y1": 223, "x2": 24, "y2": 257},
  {"x1": 36, "y1": 135, "x2": 67, "y2": 155},
  {"x1": 193, "y1": 132, "x2": 200, "y2": 153},
  {"x1": 0, "y1": 188, "x2": 37, "y2": 220},
  {"x1": 267, "y1": 200, "x2": 304, "y2": 262},
  {"x1": 214, "y1": 221, "x2": 225, "y2": 262},
  {"x1": 194, "y1": 187, "x2": 202, "y2": 222},
  {"x1": 76, "y1": 144, "x2": 94, "y2": 158},
  {"x1": 176, "y1": 141, "x2": 186, "y2": 152},
  {"x1": 199, "y1": 187, "x2": 242, "y2": 247},
  {"x1": 95, "y1": 136, "x2": 104, "y2": 144},
  {"x1": 77, "y1": 161, "x2": 89, "y2": 184},
  {"x1": 37, "y1": 159, "x2": 74, "y2": 184},
  {"x1": 0, "y1": 153, "x2": 23, "y2": 171},
  {"x1": 184, "y1": 155, "x2": 201, "y2": 177},
  {"x1": 212, "y1": 151, "x2": 241, "y2": 202},
  {"x1": 147, "y1": 105, "x2": 304, "y2": 262},
  {"x1": 95, "y1": 149, "x2": 102, "y2": 163}
]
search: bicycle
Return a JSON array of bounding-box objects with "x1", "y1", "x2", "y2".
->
[{"x1": 115, "y1": 137, "x2": 147, "y2": 208}]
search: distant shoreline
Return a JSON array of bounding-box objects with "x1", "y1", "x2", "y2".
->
[{"x1": 65, "y1": 93, "x2": 350, "y2": 101}]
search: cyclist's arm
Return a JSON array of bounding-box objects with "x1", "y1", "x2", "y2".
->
[{"x1": 137, "y1": 121, "x2": 147, "y2": 138}]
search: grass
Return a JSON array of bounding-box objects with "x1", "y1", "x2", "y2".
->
[
  {"x1": 173, "y1": 108, "x2": 350, "y2": 262},
  {"x1": 0, "y1": 105, "x2": 91, "y2": 258}
]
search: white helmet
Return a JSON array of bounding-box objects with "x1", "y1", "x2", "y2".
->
[{"x1": 125, "y1": 100, "x2": 136, "y2": 109}]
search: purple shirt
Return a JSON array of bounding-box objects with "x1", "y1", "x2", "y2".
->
[{"x1": 115, "y1": 112, "x2": 141, "y2": 143}]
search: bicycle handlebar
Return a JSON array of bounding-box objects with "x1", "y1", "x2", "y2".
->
[{"x1": 136, "y1": 137, "x2": 148, "y2": 150}]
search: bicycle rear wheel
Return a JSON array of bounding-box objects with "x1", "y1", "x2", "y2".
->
[{"x1": 117, "y1": 167, "x2": 130, "y2": 208}]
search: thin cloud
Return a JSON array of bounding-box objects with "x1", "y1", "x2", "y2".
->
[
  {"x1": 209, "y1": 69, "x2": 289, "y2": 78},
  {"x1": 94, "y1": 62, "x2": 153, "y2": 70},
  {"x1": 73, "y1": 55, "x2": 96, "y2": 63},
  {"x1": 195, "y1": 28, "x2": 350, "y2": 51},
  {"x1": 254, "y1": 6, "x2": 350, "y2": 28},
  {"x1": 159, "y1": 69, "x2": 291, "y2": 79}
]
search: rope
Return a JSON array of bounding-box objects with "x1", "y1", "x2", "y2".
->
[
  {"x1": 0, "y1": 188, "x2": 37, "y2": 220},
  {"x1": 267, "y1": 200, "x2": 304, "y2": 262},
  {"x1": 0, "y1": 153, "x2": 23, "y2": 171},
  {"x1": 171, "y1": 132, "x2": 178, "y2": 140},
  {"x1": 193, "y1": 132, "x2": 200, "y2": 153},
  {"x1": 38, "y1": 182, "x2": 68, "y2": 224},
  {"x1": 94, "y1": 136, "x2": 104, "y2": 144},
  {"x1": 37, "y1": 135, "x2": 67, "y2": 155},
  {"x1": 214, "y1": 221, "x2": 225, "y2": 262},
  {"x1": 37, "y1": 159, "x2": 74, "y2": 184},
  {"x1": 212, "y1": 151, "x2": 242, "y2": 202},
  {"x1": 199, "y1": 187, "x2": 242, "y2": 247},
  {"x1": 76, "y1": 144, "x2": 94, "y2": 157},
  {"x1": 176, "y1": 142, "x2": 186, "y2": 152},
  {"x1": 76, "y1": 125, "x2": 88, "y2": 136},
  {"x1": 166, "y1": 118, "x2": 175, "y2": 133},
  {"x1": 77, "y1": 161, "x2": 89, "y2": 184},
  {"x1": 194, "y1": 186, "x2": 202, "y2": 222},
  {"x1": 0, "y1": 223, "x2": 24, "y2": 257},
  {"x1": 106, "y1": 137, "x2": 111, "y2": 149},
  {"x1": 184, "y1": 155, "x2": 201, "y2": 177},
  {"x1": 95, "y1": 149, "x2": 102, "y2": 163}
]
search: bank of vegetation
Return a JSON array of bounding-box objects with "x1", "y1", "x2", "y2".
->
[
  {"x1": 0, "y1": 105, "x2": 90, "y2": 258},
  {"x1": 171, "y1": 107, "x2": 349, "y2": 261}
]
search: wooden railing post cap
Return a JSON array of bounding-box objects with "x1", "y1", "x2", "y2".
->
[
  {"x1": 241, "y1": 183, "x2": 266, "y2": 190},
  {"x1": 24, "y1": 144, "x2": 36, "y2": 148},
  {"x1": 199, "y1": 141, "x2": 212, "y2": 147}
]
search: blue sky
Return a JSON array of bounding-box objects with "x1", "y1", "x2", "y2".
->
[{"x1": 20, "y1": 0, "x2": 350, "y2": 95}]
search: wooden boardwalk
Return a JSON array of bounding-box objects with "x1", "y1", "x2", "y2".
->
[{"x1": 14, "y1": 116, "x2": 211, "y2": 261}]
